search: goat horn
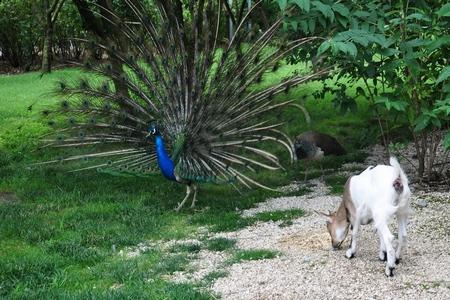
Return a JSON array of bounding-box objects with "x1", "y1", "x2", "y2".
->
[{"x1": 314, "y1": 209, "x2": 330, "y2": 217}]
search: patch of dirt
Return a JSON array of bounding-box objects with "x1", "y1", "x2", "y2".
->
[
  {"x1": 0, "y1": 192, "x2": 21, "y2": 204},
  {"x1": 278, "y1": 231, "x2": 330, "y2": 252}
]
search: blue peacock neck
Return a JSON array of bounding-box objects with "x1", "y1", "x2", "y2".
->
[{"x1": 154, "y1": 135, "x2": 177, "y2": 181}]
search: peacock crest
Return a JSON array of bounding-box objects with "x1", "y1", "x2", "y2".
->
[{"x1": 38, "y1": 0, "x2": 329, "y2": 210}]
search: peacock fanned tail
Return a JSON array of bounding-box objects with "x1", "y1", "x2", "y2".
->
[{"x1": 38, "y1": 0, "x2": 330, "y2": 189}]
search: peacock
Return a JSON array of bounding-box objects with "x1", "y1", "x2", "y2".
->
[{"x1": 38, "y1": 0, "x2": 330, "y2": 211}]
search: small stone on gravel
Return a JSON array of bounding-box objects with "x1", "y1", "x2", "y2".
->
[{"x1": 415, "y1": 198, "x2": 428, "y2": 207}]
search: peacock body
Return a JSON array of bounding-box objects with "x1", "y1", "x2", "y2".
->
[
  {"x1": 154, "y1": 134, "x2": 176, "y2": 181},
  {"x1": 39, "y1": 0, "x2": 329, "y2": 210}
]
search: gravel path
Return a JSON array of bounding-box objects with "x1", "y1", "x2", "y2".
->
[{"x1": 211, "y1": 188, "x2": 450, "y2": 299}]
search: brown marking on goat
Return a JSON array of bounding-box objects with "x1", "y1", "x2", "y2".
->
[{"x1": 319, "y1": 177, "x2": 354, "y2": 249}]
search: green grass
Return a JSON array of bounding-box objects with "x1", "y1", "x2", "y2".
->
[
  {"x1": 324, "y1": 175, "x2": 348, "y2": 195},
  {"x1": 205, "y1": 238, "x2": 237, "y2": 252},
  {"x1": 252, "y1": 209, "x2": 306, "y2": 223},
  {"x1": 169, "y1": 242, "x2": 202, "y2": 254},
  {"x1": 153, "y1": 253, "x2": 191, "y2": 275},
  {"x1": 229, "y1": 249, "x2": 280, "y2": 264},
  {"x1": 0, "y1": 244, "x2": 211, "y2": 299},
  {"x1": 0, "y1": 64, "x2": 375, "y2": 298},
  {"x1": 202, "y1": 270, "x2": 229, "y2": 286}
]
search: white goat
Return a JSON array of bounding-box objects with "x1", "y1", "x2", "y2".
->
[{"x1": 319, "y1": 157, "x2": 411, "y2": 276}]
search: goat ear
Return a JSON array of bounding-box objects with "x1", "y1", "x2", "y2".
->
[{"x1": 314, "y1": 210, "x2": 332, "y2": 223}]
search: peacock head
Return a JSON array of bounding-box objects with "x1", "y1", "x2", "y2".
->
[{"x1": 146, "y1": 122, "x2": 160, "y2": 138}]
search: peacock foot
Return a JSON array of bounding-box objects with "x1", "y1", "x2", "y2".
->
[
  {"x1": 190, "y1": 199, "x2": 197, "y2": 209},
  {"x1": 189, "y1": 185, "x2": 198, "y2": 209},
  {"x1": 174, "y1": 184, "x2": 197, "y2": 212},
  {"x1": 174, "y1": 202, "x2": 184, "y2": 212}
]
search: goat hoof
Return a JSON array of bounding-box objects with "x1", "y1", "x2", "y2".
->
[
  {"x1": 386, "y1": 267, "x2": 395, "y2": 277},
  {"x1": 345, "y1": 250, "x2": 354, "y2": 259},
  {"x1": 379, "y1": 251, "x2": 387, "y2": 261},
  {"x1": 395, "y1": 258, "x2": 400, "y2": 265}
]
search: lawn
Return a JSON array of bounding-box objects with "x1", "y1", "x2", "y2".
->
[{"x1": 0, "y1": 66, "x2": 373, "y2": 298}]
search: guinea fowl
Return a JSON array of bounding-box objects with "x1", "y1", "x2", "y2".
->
[{"x1": 38, "y1": 0, "x2": 329, "y2": 210}]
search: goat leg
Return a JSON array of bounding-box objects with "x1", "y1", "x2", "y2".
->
[
  {"x1": 377, "y1": 222, "x2": 396, "y2": 277},
  {"x1": 346, "y1": 218, "x2": 360, "y2": 259},
  {"x1": 395, "y1": 213, "x2": 408, "y2": 263}
]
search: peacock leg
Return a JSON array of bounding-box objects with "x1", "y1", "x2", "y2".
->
[
  {"x1": 175, "y1": 185, "x2": 192, "y2": 212},
  {"x1": 320, "y1": 162, "x2": 324, "y2": 181},
  {"x1": 190, "y1": 184, "x2": 198, "y2": 208},
  {"x1": 304, "y1": 160, "x2": 310, "y2": 181}
]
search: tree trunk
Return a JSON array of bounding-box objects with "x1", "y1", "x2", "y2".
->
[
  {"x1": 41, "y1": 24, "x2": 53, "y2": 73},
  {"x1": 41, "y1": 0, "x2": 65, "y2": 73},
  {"x1": 416, "y1": 133, "x2": 426, "y2": 180}
]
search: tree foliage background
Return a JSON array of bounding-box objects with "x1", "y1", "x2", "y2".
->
[
  {"x1": 277, "y1": 0, "x2": 450, "y2": 180},
  {"x1": 0, "y1": 0, "x2": 449, "y2": 182}
]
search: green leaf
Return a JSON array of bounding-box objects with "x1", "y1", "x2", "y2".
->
[
  {"x1": 277, "y1": 0, "x2": 288, "y2": 10},
  {"x1": 431, "y1": 117, "x2": 441, "y2": 128},
  {"x1": 432, "y1": 99, "x2": 450, "y2": 116},
  {"x1": 377, "y1": 96, "x2": 408, "y2": 113},
  {"x1": 436, "y1": 66, "x2": 450, "y2": 84},
  {"x1": 367, "y1": 34, "x2": 388, "y2": 48},
  {"x1": 333, "y1": 41, "x2": 357, "y2": 57},
  {"x1": 317, "y1": 40, "x2": 331, "y2": 56},
  {"x1": 292, "y1": 0, "x2": 310, "y2": 12},
  {"x1": 312, "y1": 1, "x2": 334, "y2": 22},
  {"x1": 404, "y1": 38, "x2": 428, "y2": 48},
  {"x1": 308, "y1": 18, "x2": 316, "y2": 33},
  {"x1": 317, "y1": 15, "x2": 326, "y2": 28},
  {"x1": 414, "y1": 114, "x2": 430, "y2": 132},
  {"x1": 374, "y1": 96, "x2": 388, "y2": 104},
  {"x1": 444, "y1": 131, "x2": 450, "y2": 149},
  {"x1": 405, "y1": 13, "x2": 431, "y2": 22},
  {"x1": 380, "y1": 48, "x2": 400, "y2": 56},
  {"x1": 353, "y1": 10, "x2": 371, "y2": 18},
  {"x1": 336, "y1": 15, "x2": 348, "y2": 27},
  {"x1": 444, "y1": 83, "x2": 450, "y2": 93},
  {"x1": 334, "y1": 29, "x2": 385, "y2": 47},
  {"x1": 414, "y1": 109, "x2": 442, "y2": 131},
  {"x1": 390, "y1": 100, "x2": 408, "y2": 112},
  {"x1": 437, "y1": 3, "x2": 450, "y2": 17},
  {"x1": 300, "y1": 20, "x2": 309, "y2": 33},
  {"x1": 291, "y1": 20, "x2": 298, "y2": 31},
  {"x1": 332, "y1": 3, "x2": 349, "y2": 18},
  {"x1": 426, "y1": 35, "x2": 450, "y2": 52}
]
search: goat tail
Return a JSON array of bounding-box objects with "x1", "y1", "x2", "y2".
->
[{"x1": 390, "y1": 156, "x2": 409, "y2": 196}]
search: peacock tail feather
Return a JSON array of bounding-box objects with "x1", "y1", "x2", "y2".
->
[{"x1": 38, "y1": 0, "x2": 330, "y2": 189}]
